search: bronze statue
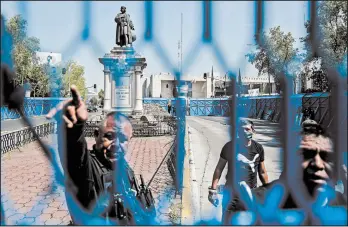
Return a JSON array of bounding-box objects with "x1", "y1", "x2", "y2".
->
[{"x1": 115, "y1": 6, "x2": 136, "y2": 47}]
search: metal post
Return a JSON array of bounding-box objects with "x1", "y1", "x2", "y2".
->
[
  {"x1": 211, "y1": 66, "x2": 214, "y2": 97},
  {"x1": 180, "y1": 13, "x2": 183, "y2": 77},
  {"x1": 47, "y1": 55, "x2": 52, "y2": 96},
  {"x1": 224, "y1": 72, "x2": 227, "y2": 96},
  {"x1": 268, "y1": 71, "x2": 271, "y2": 95}
]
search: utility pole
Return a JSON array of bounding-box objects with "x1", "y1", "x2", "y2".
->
[
  {"x1": 238, "y1": 68, "x2": 242, "y2": 96},
  {"x1": 211, "y1": 66, "x2": 214, "y2": 97},
  {"x1": 178, "y1": 40, "x2": 181, "y2": 71},
  {"x1": 180, "y1": 13, "x2": 183, "y2": 77},
  {"x1": 267, "y1": 61, "x2": 271, "y2": 95},
  {"x1": 224, "y1": 72, "x2": 227, "y2": 96}
]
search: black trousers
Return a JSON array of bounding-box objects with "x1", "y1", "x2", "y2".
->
[{"x1": 221, "y1": 185, "x2": 257, "y2": 225}]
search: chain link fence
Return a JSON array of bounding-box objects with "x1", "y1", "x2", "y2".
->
[{"x1": 1, "y1": 1, "x2": 347, "y2": 225}]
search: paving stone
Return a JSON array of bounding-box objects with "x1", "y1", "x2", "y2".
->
[
  {"x1": 19, "y1": 217, "x2": 36, "y2": 225},
  {"x1": 23, "y1": 200, "x2": 37, "y2": 207},
  {"x1": 42, "y1": 207, "x2": 59, "y2": 214},
  {"x1": 50, "y1": 201, "x2": 63, "y2": 208},
  {"x1": 16, "y1": 206, "x2": 32, "y2": 214},
  {"x1": 25, "y1": 209, "x2": 43, "y2": 218},
  {"x1": 4, "y1": 208, "x2": 17, "y2": 218},
  {"x1": 2, "y1": 134, "x2": 177, "y2": 225},
  {"x1": 52, "y1": 210, "x2": 69, "y2": 219},
  {"x1": 37, "y1": 213, "x2": 52, "y2": 222},
  {"x1": 62, "y1": 214, "x2": 72, "y2": 223},
  {"x1": 45, "y1": 218, "x2": 63, "y2": 225},
  {"x1": 15, "y1": 197, "x2": 31, "y2": 204},
  {"x1": 38, "y1": 198, "x2": 52, "y2": 204},
  {"x1": 59, "y1": 202, "x2": 69, "y2": 210},
  {"x1": 30, "y1": 204, "x2": 49, "y2": 212},
  {"x1": 30, "y1": 195, "x2": 46, "y2": 201},
  {"x1": 7, "y1": 213, "x2": 25, "y2": 223}
]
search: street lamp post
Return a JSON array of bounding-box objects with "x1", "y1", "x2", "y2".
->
[
  {"x1": 224, "y1": 72, "x2": 227, "y2": 96},
  {"x1": 47, "y1": 55, "x2": 51, "y2": 96}
]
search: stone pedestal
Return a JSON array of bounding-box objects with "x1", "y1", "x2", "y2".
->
[
  {"x1": 99, "y1": 47, "x2": 147, "y2": 115},
  {"x1": 133, "y1": 66, "x2": 143, "y2": 114},
  {"x1": 103, "y1": 69, "x2": 111, "y2": 110}
]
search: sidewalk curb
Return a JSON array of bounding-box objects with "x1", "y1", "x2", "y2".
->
[
  {"x1": 181, "y1": 126, "x2": 201, "y2": 225},
  {"x1": 187, "y1": 126, "x2": 201, "y2": 222}
]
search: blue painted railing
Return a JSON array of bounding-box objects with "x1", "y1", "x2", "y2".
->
[
  {"x1": 1, "y1": 94, "x2": 336, "y2": 121},
  {"x1": 143, "y1": 93, "x2": 329, "y2": 117},
  {"x1": 1, "y1": 97, "x2": 68, "y2": 121}
]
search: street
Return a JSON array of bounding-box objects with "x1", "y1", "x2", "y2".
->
[
  {"x1": 1, "y1": 109, "x2": 103, "y2": 134},
  {"x1": 1, "y1": 116, "x2": 53, "y2": 134},
  {"x1": 186, "y1": 116, "x2": 283, "y2": 223}
]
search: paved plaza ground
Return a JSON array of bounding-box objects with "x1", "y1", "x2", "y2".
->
[{"x1": 1, "y1": 133, "x2": 177, "y2": 225}]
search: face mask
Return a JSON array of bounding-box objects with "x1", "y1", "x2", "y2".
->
[
  {"x1": 237, "y1": 129, "x2": 253, "y2": 140},
  {"x1": 245, "y1": 131, "x2": 253, "y2": 139}
]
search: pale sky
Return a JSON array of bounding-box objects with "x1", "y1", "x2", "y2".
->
[{"x1": 1, "y1": 1, "x2": 308, "y2": 91}]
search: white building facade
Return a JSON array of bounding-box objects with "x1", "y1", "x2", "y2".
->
[{"x1": 143, "y1": 72, "x2": 278, "y2": 98}]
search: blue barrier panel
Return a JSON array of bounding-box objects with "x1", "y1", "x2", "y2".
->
[{"x1": 1, "y1": 98, "x2": 68, "y2": 121}]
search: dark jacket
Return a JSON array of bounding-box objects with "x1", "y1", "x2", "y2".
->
[{"x1": 60, "y1": 123, "x2": 136, "y2": 225}]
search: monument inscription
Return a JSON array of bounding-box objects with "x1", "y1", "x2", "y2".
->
[{"x1": 115, "y1": 76, "x2": 130, "y2": 106}]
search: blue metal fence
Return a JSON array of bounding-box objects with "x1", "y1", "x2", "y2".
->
[
  {"x1": 1, "y1": 0, "x2": 347, "y2": 226},
  {"x1": 1, "y1": 98, "x2": 68, "y2": 121},
  {"x1": 2, "y1": 94, "x2": 342, "y2": 120}
]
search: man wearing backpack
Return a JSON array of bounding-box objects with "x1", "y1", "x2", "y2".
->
[
  {"x1": 46, "y1": 85, "x2": 155, "y2": 225},
  {"x1": 208, "y1": 118, "x2": 269, "y2": 225}
]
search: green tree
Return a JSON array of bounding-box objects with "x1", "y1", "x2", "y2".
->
[
  {"x1": 62, "y1": 61, "x2": 87, "y2": 99},
  {"x1": 5, "y1": 15, "x2": 44, "y2": 89},
  {"x1": 246, "y1": 26, "x2": 299, "y2": 93},
  {"x1": 90, "y1": 97, "x2": 98, "y2": 106},
  {"x1": 300, "y1": 1, "x2": 347, "y2": 92},
  {"x1": 98, "y1": 89, "x2": 104, "y2": 105},
  {"x1": 29, "y1": 63, "x2": 49, "y2": 97}
]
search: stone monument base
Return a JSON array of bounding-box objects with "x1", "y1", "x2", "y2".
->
[
  {"x1": 104, "y1": 107, "x2": 134, "y2": 116},
  {"x1": 99, "y1": 46, "x2": 147, "y2": 117},
  {"x1": 105, "y1": 108, "x2": 143, "y2": 116}
]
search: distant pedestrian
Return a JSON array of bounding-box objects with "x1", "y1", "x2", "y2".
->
[
  {"x1": 186, "y1": 97, "x2": 190, "y2": 116},
  {"x1": 167, "y1": 100, "x2": 172, "y2": 114}
]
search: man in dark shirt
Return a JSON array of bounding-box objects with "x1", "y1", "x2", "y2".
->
[
  {"x1": 46, "y1": 86, "x2": 152, "y2": 225},
  {"x1": 230, "y1": 120, "x2": 347, "y2": 225},
  {"x1": 208, "y1": 118, "x2": 269, "y2": 225}
]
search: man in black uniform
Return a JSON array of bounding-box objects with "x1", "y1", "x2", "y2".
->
[
  {"x1": 208, "y1": 119, "x2": 269, "y2": 225},
  {"x1": 46, "y1": 86, "x2": 154, "y2": 225},
  {"x1": 230, "y1": 120, "x2": 347, "y2": 225}
]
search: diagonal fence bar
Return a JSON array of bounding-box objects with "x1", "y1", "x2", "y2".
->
[{"x1": 1, "y1": 0, "x2": 347, "y2": 225}]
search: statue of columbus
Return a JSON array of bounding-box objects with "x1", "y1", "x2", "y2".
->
[{"x1": 115, "y1": 6, "x2": 136, "y2": 47}]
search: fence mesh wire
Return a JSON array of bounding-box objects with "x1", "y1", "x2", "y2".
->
[{"x1": 1, "y1": 1, "x2": 347, "y2": 225}]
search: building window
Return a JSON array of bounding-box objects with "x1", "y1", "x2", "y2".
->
[{"x1": 166, "y1": 84, "x2": 169, "y2": 88}]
